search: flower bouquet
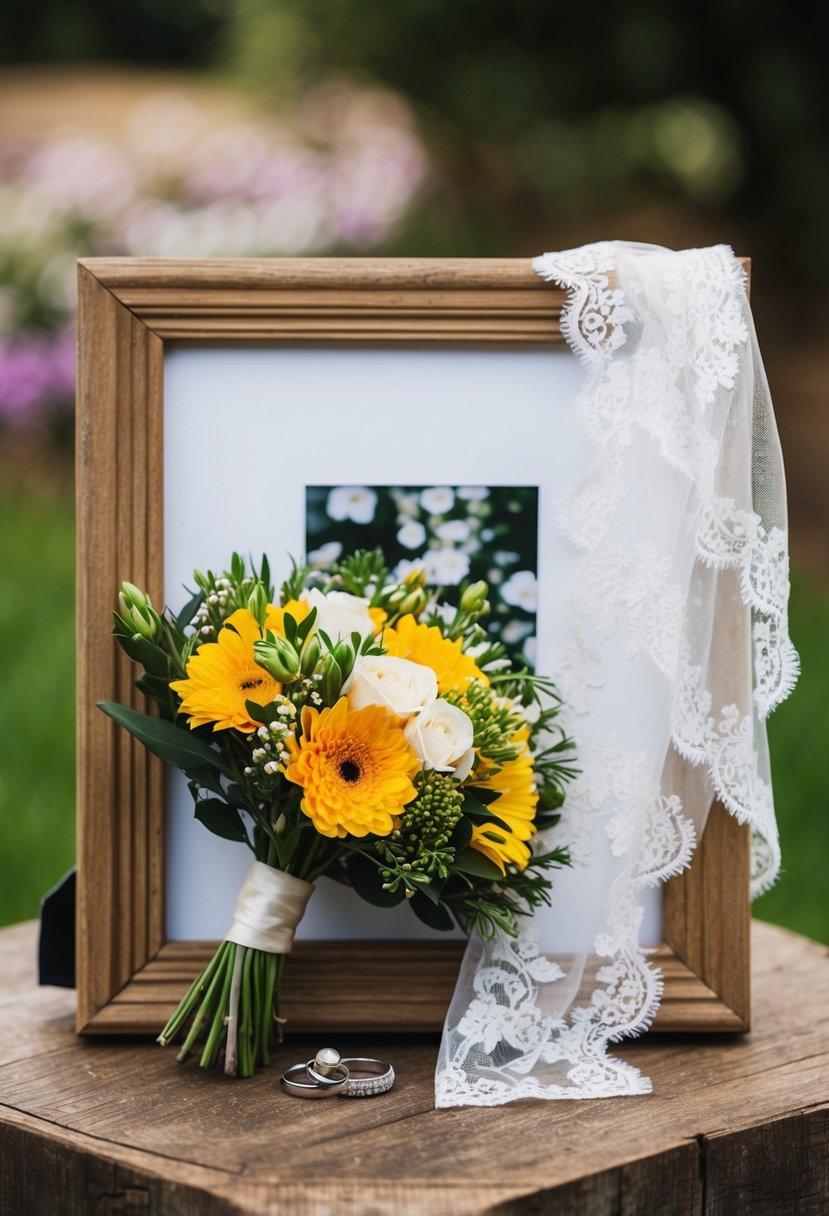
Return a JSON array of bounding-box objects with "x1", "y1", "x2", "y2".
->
[{"x1": 102, "y1": 549, "x2": 574, "y2": 1076}]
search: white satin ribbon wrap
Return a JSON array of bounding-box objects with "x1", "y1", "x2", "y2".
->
[{"x1": 225, "y1": 861, "x2": 313, "y2": 953}]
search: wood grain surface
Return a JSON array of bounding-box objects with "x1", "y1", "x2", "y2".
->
[{"x1": 2, "y1": 918, "x2": 826, "y2": 1215}]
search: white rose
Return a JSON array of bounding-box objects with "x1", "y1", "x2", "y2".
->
[
  {"x1": 404, "y1": 699, "x2": 475, "y2": 779},
  {"x1": 344, "y1": 655, "x2": 437, "y2": 718},
  {"x1": 302, "y1": 588, "x2": 375, "y2": 643}
]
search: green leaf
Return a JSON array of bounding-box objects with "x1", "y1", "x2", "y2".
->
[
  {"x1": 345, "y1": 852, "x2": 405, "y2": 907},
  {"x1": 410, "y1": 892, "x2": 455, "y2": 931},
  {"x1": 98, "y1": 702, "x2": 232, "y2": 778},
  {"x1": 463, "y1": 787, "x2": 501, "y2": 807},
  {"x1": 112, "y1": 621, "x2": 170, "y2": 677},
  {"x1": 451, "y1": 815, "x2": 473, "y2": 852},
  {"x1": 453, "y1": 848, "x2": 504, "y2": 881},
  {"x1": 174, "y1": 588, "x2": 205, "y2": 632},
  {"x1": 245, "y1": 699, "x2": 274, "y2": 726},
  {"x1": 460, "y1": 805, "x2": 513, "y2": 833},
  {"x1": 194, "y1": 798, "x2": 249, "y2": 844},
  {"x1": 259, "y1": 553, "x2": 272, "y2": 599},
  {"x1": 296, "y1": 606, "x2": 317, "y2": 643}
]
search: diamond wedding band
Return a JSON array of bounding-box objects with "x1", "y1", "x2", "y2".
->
[
  {"x1": 338, "y1": 1057, "x2": 395, "y2": 1098},
  {"x1": 281, "y1": 1047, "x2": 395, "y2": 1099}
]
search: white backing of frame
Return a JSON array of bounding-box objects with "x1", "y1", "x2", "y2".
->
[{"x1": 163, "y1": 344, "x2": 662, "y2": 948}]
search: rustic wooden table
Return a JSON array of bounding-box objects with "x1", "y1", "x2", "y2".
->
[{"x1": 1, "y1": 919, "x2": 827, "y2": 1215}]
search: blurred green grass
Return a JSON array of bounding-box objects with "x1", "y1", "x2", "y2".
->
[
  {"x1": 0, "y1": 480, "x2": 826, "y2": 947},
  {"x1": 0, "y1": 478, "x2": 75, "y2": 924}
]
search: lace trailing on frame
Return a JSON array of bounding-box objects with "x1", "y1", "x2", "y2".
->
[{"x1": 435, "y1": 243, "x2": 798, "y2": 1107}]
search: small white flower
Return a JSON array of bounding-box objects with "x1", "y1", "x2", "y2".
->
[
  {"x1": 326, "y1": 485, "x2": 378, "y2": 524},
  {"x1": 393, "y1": 491, "x2": 420, "y2": 517},
  {"x1": 435, "y1": 519, "x2": 470, "y2": 543},
  {"x1": 481, "y1": 528, "x2": 495, "y2": 542},
  {"x1": 422, "y1": 547, "x2": 470, "y2": 586},
  {"x1": 501, "y1": 620, "x2": 533, "y2": 645},
  {"x1": 393, "y1": 558, "x2": 425, "y2": 583},
  {"x1": 420, "y1": 486, "x2": 455, "y2": 514},
  {"x1": 501, "y1": 569, "x2": 538, "y2": 613},
  {"x1": 456, "y1": 486, "x2": 489, "y2": 501},
  {"x1": 307, "y1": 541, "x2": 343, "y2": 568},
  {"x1": 494, "y1": 549, "x2": 519, "y2": 566},
  {"x1": 397, "y1": 520, "x2": 427, "y2": 549}
]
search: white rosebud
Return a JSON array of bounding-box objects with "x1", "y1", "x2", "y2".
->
[
  {"x1": 301, "y1": 587, "x2": 376, "y2": 643},
  {"x1": 404, "y1": 699, "x2": 474, "y2": 778},
  {"x1": 344, "y1": 654, "x2": 437, "y2": 720}
]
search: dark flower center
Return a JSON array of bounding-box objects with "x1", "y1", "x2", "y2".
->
[{"x1": 339, "y1": 760, "x2": 361, "y2": 783}]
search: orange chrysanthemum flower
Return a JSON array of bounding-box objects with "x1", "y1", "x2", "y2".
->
[
  {"x1": 284, "y1": 697, "x2": 419, "y2": 838},
  {"x1": 383, "y1": 613, "x2": 487, "y2": 694},
  {"x1": 170, "y1": 608, "x2": 280, "y2": 733},
  {"x1": 470, "y1": 732, "x2": 538, "y2": 873}
]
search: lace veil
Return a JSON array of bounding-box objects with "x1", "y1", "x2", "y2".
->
[{"x1": 435, "y1": 242, "x2": 798, "y2": 1106}]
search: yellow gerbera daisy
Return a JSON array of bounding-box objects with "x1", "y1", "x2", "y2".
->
[
  {"x1": 383, "y1": 613, "x2": 488, "y2": 694},
  {"x1": 284, "y1": 697, "x2": 419, "y2": 838},
  {"x1": 470, "y1": 734, "x2": 538, "y2": 873},
  {"x1": 170, "y1": 608, "x2": 280, "y2": 733}
]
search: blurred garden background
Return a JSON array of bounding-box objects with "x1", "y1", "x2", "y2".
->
[{"x1": 1, "y1": 2, "x2": 827, "y2": 943}]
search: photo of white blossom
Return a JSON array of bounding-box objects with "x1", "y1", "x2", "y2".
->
[{"x1": 305, "y1": 485, "x2": 539, "y2": 666}]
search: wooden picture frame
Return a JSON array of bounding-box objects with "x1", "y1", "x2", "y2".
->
[{"x1": 75, "y1": 257, "x2": 751, "y2": 1036}]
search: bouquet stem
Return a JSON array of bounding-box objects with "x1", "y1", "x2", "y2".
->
[{"x1": 158, "y1": 939, "x2": 285, "y2": 1077}]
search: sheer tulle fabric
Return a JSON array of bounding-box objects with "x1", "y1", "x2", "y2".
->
[{"x1": 435, "y1": 243, "x2": 797, "y2": 1107}]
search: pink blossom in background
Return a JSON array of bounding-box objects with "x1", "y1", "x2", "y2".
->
[
  {"x1": 0, "y1": 331, "x2": 75, "y2": 425},
  {"x1": 0, "y1": 82, "x2": 427, "y2": 430}
]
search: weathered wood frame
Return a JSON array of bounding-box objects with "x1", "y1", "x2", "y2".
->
[{"x1": 76, "y1": 257, "x2": 751, "y2": 1037}]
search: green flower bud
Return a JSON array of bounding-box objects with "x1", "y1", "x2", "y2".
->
[
  {"x1": 333, "y1": 639, "x2": 356, "y2": 681},
  {"x1": 319, "y1": 653, "x2": 344, "y2": 704},
  {"x1": 460, "y1": 580, "x2": 489, "y2": 614},
  {"x1": 398, "y1": 587, "x2": 428, "y2": 617},
  {"x1": 126, "y1": 603, "x2": 163, "y2": 642},
  {"x1": 274, "y1": 813, "x2": 287, "y2": 835},
  {"x1": 253, "y1": 636, "x2": 300, "y2": 682},
  {"x1": 246, "y1": 582, "x2": 269, "y2": 626},
  {"x1": 119, "y1": 581, "x2": 150, "y2": 615},
  {"x1": 300, "y1": 633, "x2": 321, "y2": 676}
]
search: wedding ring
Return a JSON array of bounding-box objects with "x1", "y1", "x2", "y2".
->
[
  {"x1": 311, "y1": 1047, "x2": 343, "y2": 1078},
  {"x1": 340, "y1": 1057, "x2": 395, "y2": 1098},
  {"x1": 281, "y1": 1061, "x2": 348, "y2": 1098},
  {"x1": 305, "y1": 1054, "x2": 350, "y2": 1087}
]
